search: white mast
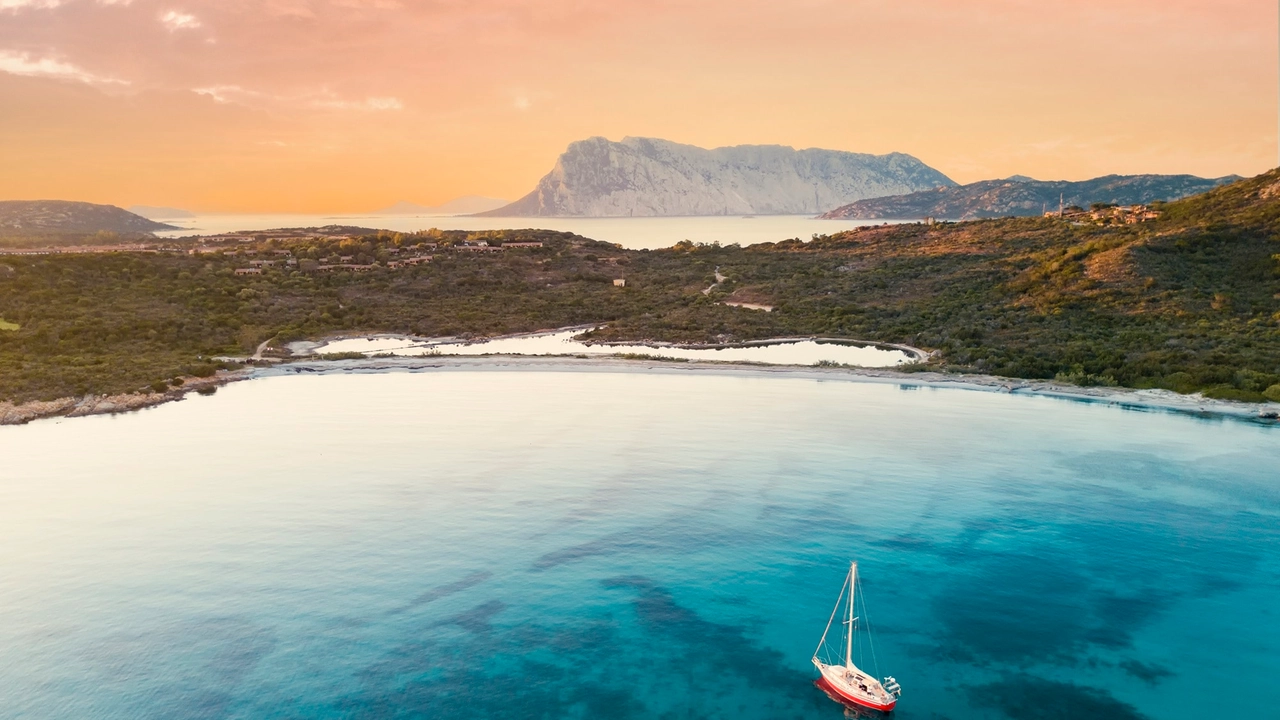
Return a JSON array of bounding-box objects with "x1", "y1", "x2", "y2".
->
[{"x1": 846, "y1": 561, "x2": 856, "y2": 668}]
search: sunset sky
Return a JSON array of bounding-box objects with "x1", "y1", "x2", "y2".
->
[{"x1": 1, "y1": 0, "x2": 1276, "y2": 213}]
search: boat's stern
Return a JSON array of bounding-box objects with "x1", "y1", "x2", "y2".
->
[{"x1": 813, "y1": 661, "x2": 897, "y2": 713}]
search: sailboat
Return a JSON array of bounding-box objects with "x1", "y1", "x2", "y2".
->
[{"x1": 812, "y1": 561, "x2": 902, "y2": 713}]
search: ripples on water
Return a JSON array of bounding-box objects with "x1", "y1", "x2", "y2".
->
[
  {"x1": 1, "y1": 370, "x2": 1276, "y2": 719},
  {"x1": 313, "y1": 330, "x2": 915, "y2": 367}
]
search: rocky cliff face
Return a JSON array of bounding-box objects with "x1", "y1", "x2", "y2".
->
[
  {"x1": 820, "y1": 174, "x2": 1241, "y2": 221},
  {"x1": 479, "y1": 137, "x2": 955, "y2": 217},
  {"x1": 0, "y1": 200, "x2": 178, "y2": 235}
]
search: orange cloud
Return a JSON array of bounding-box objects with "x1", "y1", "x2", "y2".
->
[{"x1": 0, "y1": 0, "x2": 1274, "y2": 212}]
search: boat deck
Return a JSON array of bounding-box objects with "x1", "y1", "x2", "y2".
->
[{"x1": 814, "y1": 661, "x2": 896, "y2": 711}]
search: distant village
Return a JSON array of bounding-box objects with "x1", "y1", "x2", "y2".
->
[{"x1": 1045, "y1": 202, "x2": 1163, "y2": 225}]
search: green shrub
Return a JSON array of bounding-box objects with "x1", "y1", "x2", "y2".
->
[
  {"x1": 189, "y1": 363, "x2": 217, "y2": 378},
  {"x1": 1159, "y1": 372, "x2": 1198, "y2": 394},
  {"x1": 1202, "y1": 385, "x2": 1265, "y2": 403},
  {"x1": 1055, "y1": 367, "x2": 1118, "y2": 387}
]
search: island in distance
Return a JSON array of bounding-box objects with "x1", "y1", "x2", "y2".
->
[
  {"x1": 821, "y1": 173, "x2": 1240, "y2": 221},
  {"x1": 475, "y1": 136, "x2": 956, "y2": 217},
  {"x1": 0, "y1": 200, "x2": 178, "y2": 235}
]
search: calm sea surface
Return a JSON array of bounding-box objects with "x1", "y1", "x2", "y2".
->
[
  {"x1": 1, "y1": 370, "x2": 1277, "y2": 719},
  {"x1": 153, "y1": 214, "x2": 897, "y2": 249}
]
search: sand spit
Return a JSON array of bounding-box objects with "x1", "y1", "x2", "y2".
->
[{"x1": 0, "y1": 372, "x2": 248, "y2": 426}]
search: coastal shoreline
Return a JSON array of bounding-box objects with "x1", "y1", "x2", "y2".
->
[
  {"x1": 3, "y1": 353, "x2": 1277, "y2": 428},
  {"x1": 0, "y1": 371, "x2": 251, "y2": 426},
  {"x1": 258, "y1": 355, "x2": 1279, "y2": 424}
]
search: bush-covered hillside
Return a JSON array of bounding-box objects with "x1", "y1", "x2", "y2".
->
[{"x1": 1, "y1": 171, "x2": 1277, "y2": 404}]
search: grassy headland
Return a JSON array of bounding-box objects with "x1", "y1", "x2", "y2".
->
[{"x1": 1, "y1": 171, "x2": 1278, "y2": 405}]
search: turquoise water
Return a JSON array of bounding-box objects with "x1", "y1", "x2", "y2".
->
[{"x1": 1, "y1": 370, "x2": 1277, "y2": 719}]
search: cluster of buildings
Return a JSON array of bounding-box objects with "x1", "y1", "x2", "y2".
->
[
  {"x1": 233, "y1": 249, "x2": 297, "y2": 275},
  {"x1": 192, "y1": 233, "x2": 356, "y2": 256},
  {"x1": 385, "y1": 255, "x2": 434, "y2": 269},
  {"x1": 451, "y1": 239, "x2": 544, "y2": 252},
  {"x1": 1046, "y1": 204, "x2": 1162, "y2": 225}
]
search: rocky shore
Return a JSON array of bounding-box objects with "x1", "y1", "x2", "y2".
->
[{"x1": 0, "y1": 372, "x2": 247, "y2": 426}]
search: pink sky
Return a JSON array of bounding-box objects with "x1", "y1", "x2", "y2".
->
[{"x1": 0, "y1": 0, "x2": 1274, "y2": 212}]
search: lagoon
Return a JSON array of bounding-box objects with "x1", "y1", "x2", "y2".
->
[
  {"x1": 1, "y1": 369, "x2": 1277, "y2": 719},
  {"x1": 310, "y1": 329, "x2": 918, "y2": 367}
]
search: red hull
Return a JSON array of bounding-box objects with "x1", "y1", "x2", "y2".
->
[{"x1": 815, "y1": 676, "x2": 897, "y2": 713}]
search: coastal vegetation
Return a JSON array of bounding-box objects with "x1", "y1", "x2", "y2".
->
[{"x1": 1, "y1": 171, "x2": 1278, "y2": 405}]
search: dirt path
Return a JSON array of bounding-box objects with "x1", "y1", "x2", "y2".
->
[
  {"x1": 252, "y1": 339, "x2": 273, "y2": 361},
  {"x1": 702, "y1": 266, "x2": 729, "y2": 295}
]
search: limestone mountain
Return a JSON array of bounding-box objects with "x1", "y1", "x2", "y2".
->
[
  {"x1": 477, "y1": 136, "x2": 955, "y2": 217},
  {"x1": 0, "y1": 201, "x2": 179, "y2": 235},
  {"x1": 820, "y1": 174, "x2": 1240, "y2": 221}
]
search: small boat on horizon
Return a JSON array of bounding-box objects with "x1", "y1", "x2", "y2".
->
[{"x1": 812, "y1": 561, "x2": 902, "y2": 713}]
